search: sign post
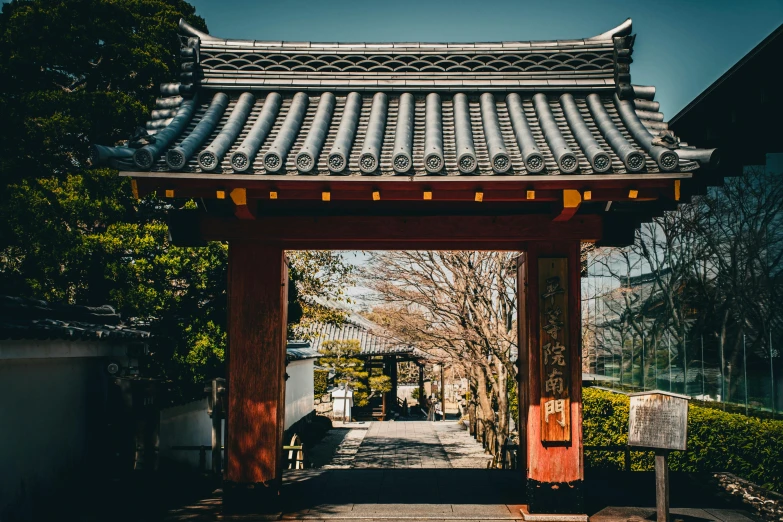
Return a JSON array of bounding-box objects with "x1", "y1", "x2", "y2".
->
[{"x1": 628, "y1": 391, "x2": 690, "y2": 522}]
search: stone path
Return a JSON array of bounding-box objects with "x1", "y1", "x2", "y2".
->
[
  {"x1": 319, "y1": 420, "x2": 491, "y2": 470},
  {"x1": 432, "y1": 422, "x2": 495, "y2": 469},
  {"x1": 321, "y1": 425, "x2": 368, "y2": 469},
  {"x1": 352, "y1": 421, "x2": 452, "y2": 468}
]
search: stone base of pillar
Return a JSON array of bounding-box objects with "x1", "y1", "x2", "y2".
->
[
  {"x1": 520, "y1": 504, "x2": 588, "y2": 522},
  {"x1": 525, "y1": 479, "x2": 584, "y2": 515},
  {"x1": 222, "y1": 481, "x2": 281, "y2": 515}
]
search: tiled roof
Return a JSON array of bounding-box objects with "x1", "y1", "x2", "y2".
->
[
  {"x1": 92, "y1": 19, "x2": 717, "y2": 179},
  {"x1": 286, "y1": 341, "x2": 320, "y2": 361},
  {"x1": 0, "y1": 296, "x2": 151, "y2": 342},
  {"x1": 304, "y1": 313, "x2": 429, "y2": 359}
]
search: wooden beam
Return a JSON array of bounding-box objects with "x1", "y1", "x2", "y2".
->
[
  {"x1": 224, "y1": 244, "x2": 287, "y2": 511},
  {"x1": 553, "y1": 189, "x2": 582, "y2": 222},
  {"x1": 229, "y1": 188, "x2": 256, "y2": 220},
  {"x1": 130, "y1": 174, "x2": 691, "y2": 205},
  {"x1": 186, "y1": 213, "x2": 603, "y2": 247}
]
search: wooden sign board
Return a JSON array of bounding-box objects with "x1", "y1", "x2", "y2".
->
[
  {"x1": 628, "y1": 391, "x2": 689, "y2": 451},
  {"x1": 538, "y1": 257, "x2": 570, "y2": 442}
]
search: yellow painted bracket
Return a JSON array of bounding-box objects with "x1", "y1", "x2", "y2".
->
[{"x1": 553, "y1": 189, "x2": 582, "y2": 222}]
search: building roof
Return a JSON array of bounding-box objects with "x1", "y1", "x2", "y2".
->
[
  {"x1": 670, "y1": 23, "x2": 783, "y2": 128},
  {"x1": 304, "y1": 312, "x2": 430, "y2": 360},
  {"x1": 93, "y1": 18, "x2": 716, "y2": 179},
  {"x1": 669, "y1": 23, "x2": 783, "y2": 175},
  {"x1": 0, "y1": 296, "x2": 151, "y2": 342},
  {"x1": 286, "y1": 341, "x2": 321, "y2": 361}
]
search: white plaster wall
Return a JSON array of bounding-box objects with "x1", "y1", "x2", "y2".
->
[
  {"x1": 285, "y1": 359, "x2": 314, "y2": 431},
  {"x1": 0, "y1": 352, "x2": 109, "y2": 520},
  {"x1": 159, "y1": 398, "x2": 224, "y2": 470},
  {"x1": 397, "y1": 384, "x2": 416, "y2": 403},
  {"x1": 158, "y1": 358, "x2": 315, "y2": 469}
]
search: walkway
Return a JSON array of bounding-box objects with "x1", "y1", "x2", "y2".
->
[
  {"x1": 158, "y1": 421, "x2": 760, "y2": 522},
  {"x1": 326, "y1": 420, "x2": 492, "y2": 469},
  {"x1": 352, "y1": 421, "x2": 452, "y2": 468}
]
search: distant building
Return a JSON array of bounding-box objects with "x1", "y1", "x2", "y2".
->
[
  {"x1": 304, "y1": 312, "x2": 430, "y2": 418},
  {"x1": 668, "y1": 22, "x2": 783, "y2": 407},
  {"x1": 670, "y1": 23, "x2": 783, "y2": 178}
]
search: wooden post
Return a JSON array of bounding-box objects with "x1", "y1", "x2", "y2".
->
[
  {"x1": 522, "y1": 242, "x2": 584, "y2": 514},
  {"x1": 655, "y1": 450, "x2": 670, "y2": 522},
  {"x1": 440, "y1": 363, "x2": 446, "y2": 421},
  {"x1": 391, "y1": 355, "x2": 398, "y2": 411},
  {"x1": 211, "y1": 378, "x2": 223, "y2": 475},
  {"x1": 517, "y1": 253, "x2": 529, "y2": 478},
  {"x1": 224, "y1": 243, "x2": 288, "y2": 512},
  {"x1": 418, "y1": 364, "x2": 425, "y2": 408}
]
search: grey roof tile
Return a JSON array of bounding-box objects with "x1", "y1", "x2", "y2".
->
[{"x1": 100, "y1": 90, "x2": 706, "y2": 178}]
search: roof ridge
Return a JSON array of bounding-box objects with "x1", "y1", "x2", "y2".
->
[{"x1": 178, "y1": 18, "x2": 632, "y2": 46}]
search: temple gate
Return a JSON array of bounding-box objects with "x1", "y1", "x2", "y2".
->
[{"x1": 93, "y1": 17, "x2": 719, "y2": 515}]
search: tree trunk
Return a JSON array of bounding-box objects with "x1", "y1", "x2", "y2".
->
[
  {"x1": 468, "y1": 400, "x2": 477, "y2": 436},
  {"x1": 494, "y1": 358, "x2": 510, "y2": 460}
]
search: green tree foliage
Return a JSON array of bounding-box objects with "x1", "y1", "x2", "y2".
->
[
  {"x1": 369, "y1": 374, "x2": 391, "y2": 394},
  {"x1": 317, "y1": 340, "x2": 368, "y2": 407},
  {"x1": 0, "y1": 0, "x2": 356, "y2": 392},
  {"x1": 583, "y1": 388, "x2": 783, "y2": 492}
]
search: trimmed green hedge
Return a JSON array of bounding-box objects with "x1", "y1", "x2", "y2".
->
[
  {"x1": 314, "y1": 369, "x2": 329, "y2": 397},
  {"x1": 583, "y1": 388, "x2": 783, "y2": 492}
]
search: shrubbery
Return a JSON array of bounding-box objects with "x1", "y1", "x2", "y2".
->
[
  {"x1": 583, "y1": 388, "x2": 783, "y2": 492},
  {"x1": 314, "y1": 369, "x2": 329, "y2": 397}
]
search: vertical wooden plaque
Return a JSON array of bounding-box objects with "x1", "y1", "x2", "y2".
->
[{"x1": 538, "y1": 257, "x2": 571, "y2": 442}]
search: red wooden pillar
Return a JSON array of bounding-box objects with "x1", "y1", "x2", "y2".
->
[
  {"x1": 224, "y1": 242, "x2": 288, "y2": 512},
  {"x1": 519, "y1": 242, "x2": 584, "y2": 513}
]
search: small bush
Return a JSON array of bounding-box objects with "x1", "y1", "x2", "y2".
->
[
  {"x1": 583, "y1": 388, "x2": 783, "y2": 492},
  {"x1": 314, "y1": 369, "x2": 329, "y2": 397}
]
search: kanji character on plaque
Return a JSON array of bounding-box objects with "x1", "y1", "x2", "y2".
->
[
  {"x1": 545, "y1": 368, "x2": 565, "y2": 395},
  {"x1": 544, "y1": 398, "x2": 566, "y2": 427},
  {"x1": 543, "y1": 276, "x2": 564, "y2": 302},
  {"x1": 543, "y1": 340, "x2": 566, "y2": 366},
  {"x1": 543, "y1": 305, "x2": 563, "y2": 340}
]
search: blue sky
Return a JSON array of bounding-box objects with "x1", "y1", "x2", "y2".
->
[
  {"x1": 183, "y1": 0, "x2": 783, "y2": 304},
  {"x1": 188, "y1": 0, "x2": 783, "y2": 119}
]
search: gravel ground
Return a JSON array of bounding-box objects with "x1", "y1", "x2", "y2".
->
[{"x1": 715, "y1": 473, "x2": 783, "y2": 522}]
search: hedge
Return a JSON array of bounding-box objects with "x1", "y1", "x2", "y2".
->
[
  {"x1": 583, "y1": 388, "x2": 783, "y2": 492},
  {"x1": 314, "y1": 369, "x2": 329, "y2": 397}
]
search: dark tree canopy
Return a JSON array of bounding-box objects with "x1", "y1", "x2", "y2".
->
[
  {"x1": 0, "y1": 0, "x2": 354, "y2": 392},
  {"x1": 0, "y1": 0, "x2": 207, "y2": 183}
]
